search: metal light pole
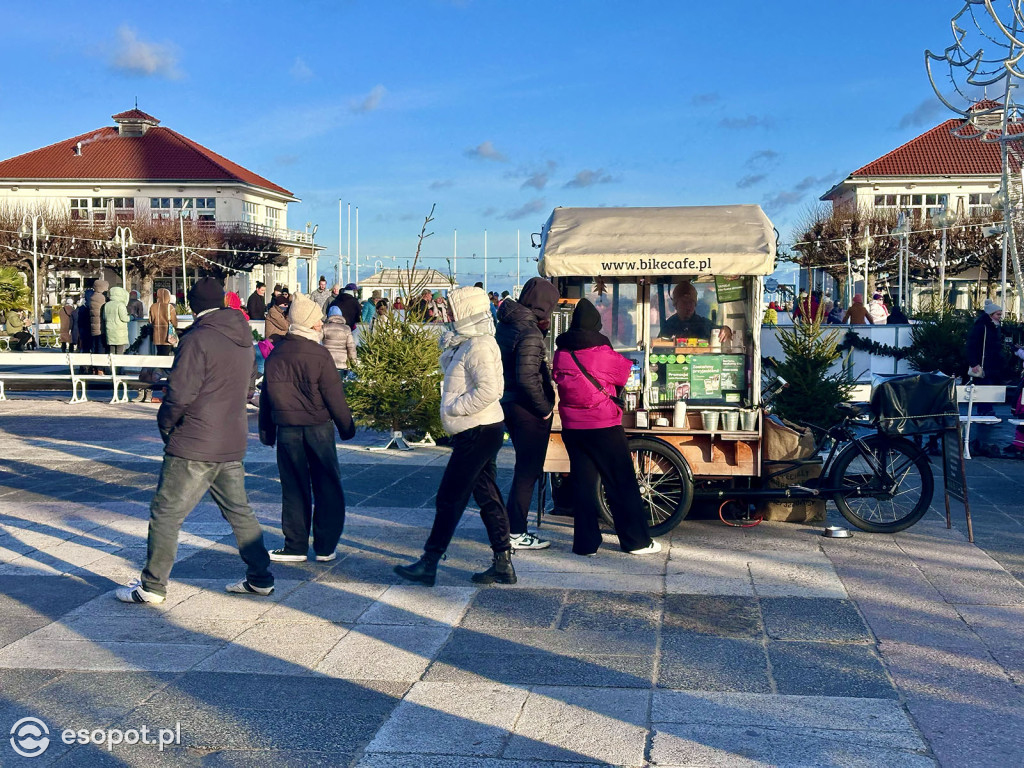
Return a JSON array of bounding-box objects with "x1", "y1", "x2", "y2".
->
[
  {"x1": 355, "y1": 207, "x2": 359, "y2": 284},
  {"x1": 845, "y1": 237, "x2": 853, "y2": 307},
  {"x1": 516, "y1": 229, "x2": 521, "y2": 297},
  {"x1": 111, "y1": 226, "x2": 134, "y2": 289},
  {"x1": 862, "y1": 226, "x2": 872, "y2": 298},
  {"x1": 178, "y1": 212, "x2": 189, "y2": 308},
  {"x1": 18, "y1": 214, "x2": 48, "y2": 347},
  {"x1": 483, "y1": 230, "x2": 488, "y2": 293},
  {"x1": 309, "y1": 224, "x2": 318, "y2": 293},
  {"x1": 453, "y1": 229, "x2": 457, "y2": 284},
  {"x1": 933, "y1": 207, "x2": 954, "y2": 313}
]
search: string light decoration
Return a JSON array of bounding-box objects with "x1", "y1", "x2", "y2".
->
[{"x1": 926, "y1": 0, "x2": 1024, "y2": 312}]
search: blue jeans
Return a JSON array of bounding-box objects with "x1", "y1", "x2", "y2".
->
[{"x1": 141, "y1": 456, "x2": 273, "y2": 596}]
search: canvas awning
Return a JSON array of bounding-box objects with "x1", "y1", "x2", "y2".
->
[
  {"x1": 357, "y1": 268, "x2": 454, "y2": 291},
  {"x1": 537, "y1": 205, "x2": 777, "y2": 278}
]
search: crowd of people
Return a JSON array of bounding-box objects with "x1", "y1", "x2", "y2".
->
[
  {"x1": 766, "y1": 289, "x2": 911, "y2": 326},
  {"x1": 115, "y1": 275, "x2": 661, "y2": 603}
]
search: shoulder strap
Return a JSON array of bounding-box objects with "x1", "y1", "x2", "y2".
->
[{"x1": 569, "y1": 350, "x2": 610, "y2": 397}]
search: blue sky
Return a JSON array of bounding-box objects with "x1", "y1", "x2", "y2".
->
[{"x1": 0, "y1": 1, "x2": 983, "y2": 291}]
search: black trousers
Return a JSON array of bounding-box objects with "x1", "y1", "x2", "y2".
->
[
  {"x1": 425, "y1": 422, "x2": 511, "y2": 555},
  {"x1": 276, "y1": 422, "x2": 346, "y2": 556},
  {"x1": 502, "y1": 401, "x2": 551, "y2": 535},
  {"x1": 562, "y1": 426, "x2": 652, "y2": 555}
]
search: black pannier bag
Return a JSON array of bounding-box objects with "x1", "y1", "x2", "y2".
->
[{"x1": 870, "y1": 373, "x2": 957, "y2": 436}]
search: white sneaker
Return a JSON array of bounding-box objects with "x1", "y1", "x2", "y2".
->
[
  {"x1": 115, "y1": 579, "x2": 165, "y2": 604},
  {"x1": 225, "y1": 580, "x2": 275, "y2": 596},
  {"x1": 627, "y1": 540, "x2": 662, "y2": 556},
  {"x1": 315, "y1": 552, "x2": 337, "y2": 562},
  {"x1": 269, "y1": 549, "x2": 307, "y2": 562},
  {"x1": 510, "y1": 532, "x2": 551, "y2": 550}
]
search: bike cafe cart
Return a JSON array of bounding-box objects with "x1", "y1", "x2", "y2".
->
[{"x1": 537, "y1": 204, "x2": 776, "y2": 534}]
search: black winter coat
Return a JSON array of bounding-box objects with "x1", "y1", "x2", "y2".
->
[
  {"x1": 157, "y1": 308, "x2": 258, "y2": 463},
  {"x1": 258, "y1": 334, "x2": 356, "y2": 446},
  {"x1": 966, "y1": 311, "x2": 1006, "y2": 382},
  {"x1": 89, "y1": 281, "x2": 108, "y2": 339},
  {"x1": 495, "y1": 299, "x2": 555, "y2": 419},
  {"x1": 246, "y1": 291, "x2": 266, "y2": 321},
  {"x1": 330, "y1": 293, "x2": 361, "y2": 330}
]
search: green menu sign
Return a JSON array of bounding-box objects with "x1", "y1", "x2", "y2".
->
[
  {"x1": 689, "y1": 357, "x2": 723, "y2": 398},
  {"x1": 714, "y1": 276, "x2": 747, "y2": 303}
]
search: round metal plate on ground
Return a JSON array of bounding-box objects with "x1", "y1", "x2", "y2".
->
[{"x1": 823, "y1": 525, "x2": 853, "y2": 538}]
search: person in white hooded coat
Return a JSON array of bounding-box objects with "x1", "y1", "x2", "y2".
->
[{"x1": 395, "y1": 286, "x2": 516, "y2": 587}]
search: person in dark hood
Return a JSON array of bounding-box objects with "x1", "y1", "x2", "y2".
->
[
  {"x1": 117, "y1": 277, "x2": 273, "y2": 604},
  {"x1": 552, "y1": 299, "x2": 658, "y2": 556},
  {"x1": 966, "y1": 299, "x2": 1006, "y2": 457},
  {"x1": 265, "y1": 292, "x2": 291, "y2": 342},
  {"x1": 77, "y1": 289, "x2": 94, "y2": 353},
  {"x1": 495, "y1": 277, "x2": 560, "y2": 550},
  {"x1": 330, "y1": 283, "x2": 362, "y2": 330}
]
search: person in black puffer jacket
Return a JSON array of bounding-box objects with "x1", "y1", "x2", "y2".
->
[
  {"x1": 259, "y1": 293, "x2": 356, "y2": 563},
  {"x1": 495, "y1": 277, "x2": 561, "y2": 550}
]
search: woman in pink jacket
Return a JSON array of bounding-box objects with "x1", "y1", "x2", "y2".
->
[{"x1": 552, "y1": 299, "x2": 659, "y2": 556}]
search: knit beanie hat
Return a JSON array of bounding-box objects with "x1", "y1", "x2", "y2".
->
[
  {"x1": 569, "y1": 298, "x2": 602, "y2": 332},
  {"x1": 984, "y1": 299, "x2": 1003, "y2": 315},
  {"x1": 288, "y1": 293, "x2": 323, "y2": 329},
  {"x1": 447, "y1": 286, "x2": 490, "y2": 323},
  {"x1": 518, "y1": 277, "x2": 560, "y2": 322},
  {"x1": 188, "y1": 277, "x2": 225, "y2": 314},
  {"x1": 327, "y1": 305, "x2": 343, "y2": 318},
  {"x1": 853, "y1": 293, "x2": 863, "y2": 303}
]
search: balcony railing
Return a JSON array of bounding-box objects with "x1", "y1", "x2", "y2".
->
[{"x1": 223, "y1": 221, "x2": 314, "y2": 244}]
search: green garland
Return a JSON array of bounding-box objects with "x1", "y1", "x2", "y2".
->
[{"x1": 837, "y1": 330, "x2": 910, "y2": 361}]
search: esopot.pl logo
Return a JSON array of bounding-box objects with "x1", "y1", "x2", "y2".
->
[{"x1": 10, "y1": 717, "x2": 50, "y2": 758}]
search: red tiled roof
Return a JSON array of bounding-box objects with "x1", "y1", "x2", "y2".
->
[
  {"x1": 850, "y1": 118, "x2": 1022, "y2": 178},
  {"x1": 0, "y1": 124, "x2": 293, "y2": 198},
  {"x1": 111, "y1": 108, "x2": 159, "y2": 123}
]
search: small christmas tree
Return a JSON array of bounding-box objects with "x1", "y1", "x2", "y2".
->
[
  {"x1": 345, "y1": 206, "x2": 447, "y2": 448},
  {"x1": 770, "y1": 316, "x2": 854, "y2": 428},
  {"x1": 0, "y1": 266, "x2": 30, "y2": 316}
]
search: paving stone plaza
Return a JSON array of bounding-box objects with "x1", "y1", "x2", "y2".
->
[{"x1": 1, "y1": 398, "x2": 1023, "y2": 766}]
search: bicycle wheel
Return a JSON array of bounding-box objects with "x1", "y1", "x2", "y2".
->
[
  {"x1": 598, "y1": 437, "x2": 694, "y2": 536},
  {"x1": 829, "y1": 434, "x2": 933, "y2": 533}
]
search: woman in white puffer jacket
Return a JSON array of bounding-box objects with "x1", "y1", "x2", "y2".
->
[{"x1": 395, "y1": 286, "x2": 516, "y2": 587}]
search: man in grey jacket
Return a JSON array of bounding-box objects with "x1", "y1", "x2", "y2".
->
[{"x1": 117, "y1": 277, "x2": 274, "y2": 604}]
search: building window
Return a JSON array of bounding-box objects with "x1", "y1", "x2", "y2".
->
[
  {"x1": 969, "y1": 192, "x2": 994, "y2": 217},
  {"x1": 873, "y1": 192, "x2": 948, "y2": 220},
  {"x1": 243, "y1": 201, "x2": 260, "y2": 224},
  {"x1": 150, "y1": 197, "x2": 215, "y2": 223},
  {"x1": 151, "y1": 197, "x2": 172, "y2": 220},
  {"x1": 265, "y1": 207, "x2": 280, "y2": 229},
  {"x1": 70, "y1": 198, "x2": 89, "y2": 220}
]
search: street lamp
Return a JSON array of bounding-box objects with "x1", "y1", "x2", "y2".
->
[
  {"x1": 932, "y1": 206, "x2": 955, "y2": 313},
  {"x1": 859, "y1": 228, "x2": 874, "y2": 298},
  {"x1": 19, "y1": 214, "x2": 48, "y2": 347},
  {"x1": 110, "y1": 226, "x2": 134, "y2": 289},
  {"x1": 306, "y1": 223, "x2": 318, "y2": 294}
]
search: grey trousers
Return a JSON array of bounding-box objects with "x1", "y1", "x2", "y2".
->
[{"x1": 141, "y1": 456, "x2": 273, "y2": 596}]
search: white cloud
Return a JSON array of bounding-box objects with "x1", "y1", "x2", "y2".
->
[
  {"x1": 351, "y1": 85, "x2": 386, "y2": 113},
  {"x1": 737, "y1": 174, "x2": 767, "y2": 189},
  {"x1": 464, "y1": 141, "x2": 508, "y2": 162},
  {"x1": 500, "y1": 198, "x2": 546, "y2": 220},
  {"x1": 564, "y1": 168, "x2": 615, "y2": 188},
  {"x1": 898, "y1": 98, "x2": 947, "y2": 129},
  {"x1": 429, "y1": 179, "x2": 454, "y2": 190},
  {"x1": 718, "y1": 114, "x2": 775, "y2": 130},
  {"x1": 290, "y1": 57, "x2": 313, "y2": 81},
  {"x1": 110, "y1": 26, "x2": 181, "y2": 79}
]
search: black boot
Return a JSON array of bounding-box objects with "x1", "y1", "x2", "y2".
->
[
  {"x1": 471, "y1": 550, "x2": 517, "y2": 585},
  {"x1": 394, "y1": 551, "x2": 443, "y2": 586}
]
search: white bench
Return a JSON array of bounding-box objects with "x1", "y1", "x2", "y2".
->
[
  {"x1": 0, "y1": 352, "x2": 175, "y2": 403},
  {"x1": 957, "y1": 383, "x2": 1006, "y2": 459},
  {"x1": 0, "y1": 352, "x2": 76, "y2": 401}
]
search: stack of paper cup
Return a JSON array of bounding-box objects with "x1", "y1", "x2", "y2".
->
[{"x1": 673, "y1": 400, "x2": 687, "y2": 428}]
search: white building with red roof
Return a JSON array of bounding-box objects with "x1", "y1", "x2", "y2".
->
[
  {"x1": 821, "y1": 100, "x2": 1013, "y2": 222},
  {"x1": 0, "y1": 108, "x2": 319, "y2": 297}
]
